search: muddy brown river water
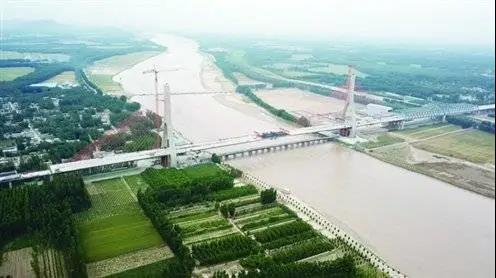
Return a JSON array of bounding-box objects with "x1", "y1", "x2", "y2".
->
[
  {"x1": 230, "y1": 144, "x2": 495, "y2": 278},
  {"x1": 117, "y1": 34, "x2": 495, "y2": 278}
]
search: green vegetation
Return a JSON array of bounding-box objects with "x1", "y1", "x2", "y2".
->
[
  {"x1": 260, "y1": 188, "x2": 277, "y2": 204},
  {"x1": 446, "y1": 115, "x2": 495, "y2": 133},
  {"x1": 414, "y1": 129, "x2": 495, "y2": 164},
  {"x1": 394, "y1": 124, "x2": 460, "y2": 139},
  {"x1": 140, "y1": 164, "x2": 234, "y2": 207},
  {"x1": 192, "y1": 234, "x2": 260, "y2": 265},
  {"x1": 0, "y1": 22, "x2": 164, "y2": 172},
  {"x1": 200, "y1": 36, "x2": 494, "y2": 104},
  {"x1": 86, "y1": 50, "x2": 162, "y2": 94},
  {"x1": 208, "y1": 185, "x2": 258, "y2": 201},
  {"x1": 124, "y1": 175, "x2": 150, "y2": 195},
  {"x1": 254, "y1": 221, "x2": 313, "y2": 243},
  {"x1": 0, "y1": 174, "x2": 90, "y2": 277},
  {"x1": 262, "y1": 231, "x2": 319, "y2": 250},
  {"x1": 107, "y1": 258, "x2": 187, "y2": 278},
  {"x1": 42, "y1": 70, "x2": 78, "y2": 85},
  {"x1": 75, "y1": 178, "x2": 163, "y2": 262},
  {"x1": 270, "y1": 238, "x2": 335, "y2": 264},
  {"x1": 0, "y1": 67, "x2": 35, "y2": 81},
  {"x1": 237, "y1": 86, "x2": 297, "y2": 123},
  {"x1": 361, "y1": 134, "x2": 404, "y2": 149}
]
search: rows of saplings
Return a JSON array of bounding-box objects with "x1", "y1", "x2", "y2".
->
[
  {"x1": 0, "y1": 174, "x2": 91, "y2": 277},
  {"x1": 136, "y1": 163, "x2": 365, "y2": 277}
]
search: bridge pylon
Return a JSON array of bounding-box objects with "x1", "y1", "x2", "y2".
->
[
  {"x1": 338, "y1": 66, "x2": 357, "y2": 138},
  {"x1": 161, "y1": 83, "x2": 177, "y2": 168}
]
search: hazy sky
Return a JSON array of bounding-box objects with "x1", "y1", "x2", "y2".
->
[{"x1": 2, "y1": 0, "x2": 495, "y2": 46}]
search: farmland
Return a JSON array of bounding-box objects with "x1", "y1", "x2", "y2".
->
[
  {"x1": 134, "y1": 163, "x2": 383, "y2": 277},
  {"x1": 1, "y1": 164, "x2": 384, "y2": 277},
  {"x1": 75, "y1": 177, "x2": 168, "y2": 276},
  {"x1": 42, "y1": 71, "x2": 78, "y2": 86},
  {"x1": 85, "y1": 51, "x2": 160, "y2": 94},
  {"x1": 0, "y1": 67, "x2": 35, "y2": 81},
  {"x1": 363, "y1": 124, "x2": 495, "y2": 197},
  {"x1": 414, "y1": 129, "x2": 495, "y2": 164}
]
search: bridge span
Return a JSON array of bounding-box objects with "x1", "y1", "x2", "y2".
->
[{"x1": 1, "y1": 103, "x2": 493, "y2": 185}]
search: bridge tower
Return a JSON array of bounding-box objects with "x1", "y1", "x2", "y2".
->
[
  {"x1": 160, "y1": 83, "x2": 176, "y2": 168},
  {"x1": 339, "y1": 66, "x2": 357, "y2": 138}
]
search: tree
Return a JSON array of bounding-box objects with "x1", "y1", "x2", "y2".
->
[
  {"x1": 220, "y1": 203, "x2": 236, "y2": 218},
  {"x1": 297, "y1": 116, "x2": 311, "y2": 127},
  {"x1": 211, "y1": 153, "x2": 222, "y2": 164},
  {"x1": 213, "y1": 271, "x2": 230, "y2": 278},
  {"x1": 260, "y1": 189, "x2": 277, "y2": 204}
]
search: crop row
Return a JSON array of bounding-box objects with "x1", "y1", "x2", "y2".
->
[
  {"x1": 191, "y1": 234, "x2": 260, "y2": 265},
  {"x1": 179, "y1": 219, "x2": 231, "y2": 237},
  {"x1": 235, "y1": 208, "x2": 288, "y2": 226},
  {"x1": 240, "y1": 214, "x2": 296, "y2": 232},
  {"x1": 207, "y1": 185, "x2": 258, "y2": 201},
  {"x1": 270, "y1": 238, "x2": 336, "y2": 264},
  {"x1": 253, "y1": 221, "x2": 312, "y2": 243},
  {"x1": 169, "y1": 208, "x2": 217, "y2": 223},
  {"x1": 262, "y1": 230, "x2": 319, "y2": 250}
]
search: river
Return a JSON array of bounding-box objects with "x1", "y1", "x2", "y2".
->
[
  {"x1": 230, "y1": 144, "x2": 495, "y2": 278},
  {"x1": 115, "y1": 34, "x2": 294, "y2": 143},
  {"x1": 116, "y1": 34, "x2": 495, "y2": 277}
]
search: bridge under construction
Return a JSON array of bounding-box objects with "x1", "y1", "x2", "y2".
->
[{"x1": 1, "y1": 66, "x2": 494, "y2": 185}]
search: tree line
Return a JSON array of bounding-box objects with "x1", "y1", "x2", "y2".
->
[{"x1": 0, "y1": 174, "x2": 90, "y2": 277}]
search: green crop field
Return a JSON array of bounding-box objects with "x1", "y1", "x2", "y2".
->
[
  {"x1": 76, "y1": 178, "x2": 163, "y2": 263},
  {"x1": 394, "y1": 124, "x2": 461, "y2": 140},
  {"x1": 414, "y1": 129, "x2": 495, "y2": 164},
  {"x1": 361, "y1": 134, "x2": 404, "y2": 149},
  {"x1": 0, "y1": 67, "x2": 35, "y2": 81},
  {"x1": 86, "y1": 51, "x2": 160, "y2": 94},
  {"x1": 123, "y1": 175, "x2": 149, "y2": 195}
]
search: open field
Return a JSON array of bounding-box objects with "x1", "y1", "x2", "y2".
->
[
  {"x1": 76, "y1": 178, "x2": 163, "y2": 263},
  {"x1": 0, "y1": 51, "x2": 70, "y2": 62},
  {"x1": 393, "y1": 123, "x2": 461, "y2": 140},
  {"x1": 86, "y1": 246, "x2": 173, "y2": 278},
  {"x1": 123, "y1": 175, "x2": 149, "y2": 195},
  {"x1": 86, "y1": 51, "x2": 160, "y2": 94},
  {"x1": 414, "y1": 129, "x2": 495, "y2": 164},
  {"x1": 0, "y1": 67, "x2": 35, "y2": 81},
  {"x1": 363, "y1": 124, "x2": 495, "y2": 197},
  {"x1": 34, "y1": 248, "x2": 67, "y2": 278},
  {"x1": 44, "y1": 71, "x2": 78, "y2": 86},
  {"x1": 0, "y1": 248, "x2": 35, "y2": 278},
  {"x1": 307, "y1": 63, "x2": 368, "y2": 78}
]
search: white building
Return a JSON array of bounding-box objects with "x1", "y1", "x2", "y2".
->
[{"x1": 366, "y1": 104, "x2": 393, "y2": 117}]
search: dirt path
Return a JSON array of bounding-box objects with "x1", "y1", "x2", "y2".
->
[{"x1": 121, "y1": 177, "x2": 138, "y2": 201}]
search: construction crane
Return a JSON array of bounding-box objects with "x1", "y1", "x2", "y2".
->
[{"x1": 143, "y1": 66, "x2": 161, "y2": 127}]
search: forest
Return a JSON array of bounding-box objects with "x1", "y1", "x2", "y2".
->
[
  {"x1": 199, "y1": 35, "x2": 495, "y2": 105},
  {"x1": 0, "y1": 173, "x2": 90, "y2": 277}
]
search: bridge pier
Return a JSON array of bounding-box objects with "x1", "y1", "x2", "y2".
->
[
  {"x1": 339, "y1": 127, "x2": 352, "y2": 137},
  {"x1": 160, "y1": 155, "x2": 171, "y2": 168},
  {"x1": 386, "y1": 120, "x2": 405, "y2": 130}
]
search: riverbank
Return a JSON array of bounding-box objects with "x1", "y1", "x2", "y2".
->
[
  {"x1": 358, "y1": 126, "x2": 495, "y2": 198},
  {"x1": 229, "y1": 143, "x2": 495, "y2": 277}
]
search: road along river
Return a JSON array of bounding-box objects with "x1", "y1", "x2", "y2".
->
[{"x1": 229, "y1": 144, "x2": 495, "y2": 278}]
